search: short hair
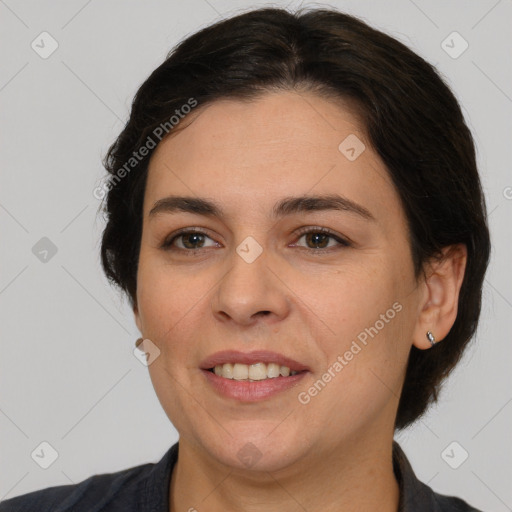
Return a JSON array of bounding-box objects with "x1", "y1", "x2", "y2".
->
[{"x1": 99, "y1": 7, "x2": 491, "y2": 431}]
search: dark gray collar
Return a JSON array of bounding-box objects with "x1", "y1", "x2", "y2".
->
[{"x1": 393, "y1": 440, "x2": 439, "y2": 511}]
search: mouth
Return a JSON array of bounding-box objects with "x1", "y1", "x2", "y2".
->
[
  {"x1": 199, "y1": 349, "x2": 310, "y2": 382},
  {"x1": 200, "y1": 352, "x2": 310, "y2": 401},
  {"x1": 206, "y1": 362, "x2": 306, "y2": 381}
]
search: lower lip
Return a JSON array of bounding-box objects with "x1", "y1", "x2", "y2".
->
[{"x1": 201, "y1": 369, "x2": 308, "y2": 402}]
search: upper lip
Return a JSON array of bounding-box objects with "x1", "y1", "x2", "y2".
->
[{"x1": 200, "y1": 350, "x2": 310, "y2": 372}]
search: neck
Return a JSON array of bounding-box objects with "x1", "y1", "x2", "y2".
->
[{"x1": 169, "y1": 432, "x2": 400, "y2": 512}]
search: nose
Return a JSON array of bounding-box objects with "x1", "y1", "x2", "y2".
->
[{"x1": 211, "y1": 244, "x2": 291, "y2": 326}]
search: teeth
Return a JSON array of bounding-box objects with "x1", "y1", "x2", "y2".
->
[
  {"x1": 280, "y1": 365, "x2": 290, "y2": 377},
  {"x1": 266, "y1": 363, "x2": 281, "y2": 378},
  {"x1": 212, "y1": 362, "x2": 299, "y2": 380},
  {"x1": 233, "y1": 363, "x2": 248, "y2": 380},
  {"x1": 248, "y1": 362, "x2": 266, "y2": 381}
]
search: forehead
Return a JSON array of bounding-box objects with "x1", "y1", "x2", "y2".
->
[{"x1": 144, "y1": 91, "x2": 401, "y2": 223}]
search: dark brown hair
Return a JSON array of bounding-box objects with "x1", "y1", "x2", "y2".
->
[{"x1": 99, "y1": 7, "x2": 491, "y2": 431}]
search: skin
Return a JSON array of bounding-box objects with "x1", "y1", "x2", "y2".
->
[{"x1": 133, "y1": 90, "x2": 467, "y2": 512}]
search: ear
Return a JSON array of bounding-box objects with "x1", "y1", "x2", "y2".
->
[
  {"x1": 412, "y1": 244, "x2": 467, "y2": 350},
  {"x1": 133, "y1": 300, "x2": 143, "y2": 334}
]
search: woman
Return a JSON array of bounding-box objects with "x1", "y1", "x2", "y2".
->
[{"x1": 0, "y1": 6, "x2": 490, "y2": 512}]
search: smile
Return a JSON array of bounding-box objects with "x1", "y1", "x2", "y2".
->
[{"x1": 209, "y1": 362, "x2": 300, "y2": 381}]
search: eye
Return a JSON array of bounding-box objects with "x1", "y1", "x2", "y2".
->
[
  {"x1": 160, "y1": 226, "x2": 351, "y2": 254},
  {"x1": 292, "y1": 227, "x2": 351, "y2": 251},
  {"x1": 161, "y1": 228, "x2": 218, "y2": 251}
]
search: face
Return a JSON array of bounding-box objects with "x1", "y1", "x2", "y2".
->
[{"x1": 134, "y1": 90, "x2": 425, "y2": 472}]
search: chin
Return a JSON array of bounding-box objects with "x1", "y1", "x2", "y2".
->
[{"x1": 200, "y1": 428, "x2": 303, "y2": 471}]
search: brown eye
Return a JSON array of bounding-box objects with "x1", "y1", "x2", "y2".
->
[
  {"x1": 161, "y1": 226, "x2": 350, "y2": 254},
  {"x1": 162, "y1": 229, "x2": 217, "y2": 251},
  {"x1": 293, "y1": 227, "x2": 351, "y2": 251}
]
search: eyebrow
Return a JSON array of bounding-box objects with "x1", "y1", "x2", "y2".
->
[{"x1": 148, "y1": 194, "x2": 375, "y2": 222}]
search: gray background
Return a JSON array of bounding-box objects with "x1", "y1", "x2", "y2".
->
[{"x1": 1, "y1": 0, "x2": 511, "y2": 510}]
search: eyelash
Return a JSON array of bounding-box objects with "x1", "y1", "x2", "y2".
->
[{"x1": 160, "y1": 226, "x2": 351, "y2": 255}]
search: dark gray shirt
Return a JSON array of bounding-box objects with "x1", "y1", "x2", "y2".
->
[{"x1": 0, "y1": 441, "x2": 483, "y2": 511}]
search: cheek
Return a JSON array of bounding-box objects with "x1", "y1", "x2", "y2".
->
[
  {"x1": 298, "y1": 285, "x2": 410, "y2": 433},
  {"x1": 297, "y1": 263, "x2": 397, "y2": 338},
  {"x1": 136, "y1": 257, "x2": 201, "y2": 347},
  {"x1": 298, "y1": 263, "x2": 411, "y2": 394}
]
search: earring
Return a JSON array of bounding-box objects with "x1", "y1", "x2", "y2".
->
[
  {"x1": 135, "y1": 337, "x2": 143, "y2": 348},
  {"x1": 426, "y1": 331, "x2": 436, "y2": 347}
]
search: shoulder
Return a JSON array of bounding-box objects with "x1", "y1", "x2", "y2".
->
[
  {"x1": 432, "y1": 489, "x2": 483, "y2": 512},
  {"x1": 0, "y1": 458, "x2": 159, "y2": 512},
  {"x1": 400, "y1": 476, "x2": 484, "y2": 512},
  {"x1": 392, "y1": 441, "x2": 484, "y2": 512}
]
